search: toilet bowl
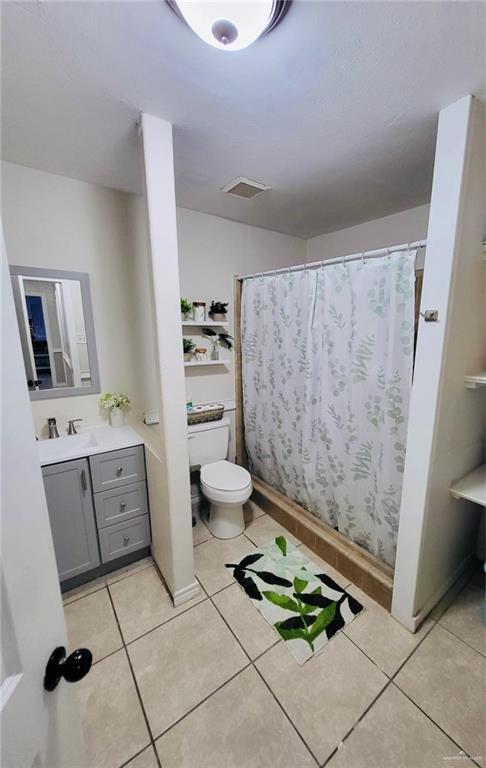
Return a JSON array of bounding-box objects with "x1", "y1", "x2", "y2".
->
[{"x1": 200, "y1": 460, "x2": 252, "y2": 539}]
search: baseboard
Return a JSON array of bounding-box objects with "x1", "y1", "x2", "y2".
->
[
  {"x1": 172, "y1": 580, "x2": 201, "y2": 607},
  {"x1": 405, "y1": 553, "x2": 475, "y2": 631}
]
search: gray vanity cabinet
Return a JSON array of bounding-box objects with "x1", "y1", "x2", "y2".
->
[{"x1": 42, "y1": 458, "x2": 101, "y2": 582}]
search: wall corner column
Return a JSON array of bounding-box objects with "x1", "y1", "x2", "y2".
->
[{"x1": 140, "y1": 113, "x2": 196, "y2": 603}]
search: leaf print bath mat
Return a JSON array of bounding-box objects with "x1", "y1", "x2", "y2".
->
[{"x1": 226, "y1": 536, "x2": 364, "y2": 664}]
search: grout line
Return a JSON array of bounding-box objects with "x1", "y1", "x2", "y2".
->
[
  {"x1": 124, "y1": 595, "x2": 209, "y2": 649},
  {"x1": 62, "y1": 561, "x2": 154, "y2": 606},
  {"x1": 151, "y1": 663, "x2": 253, "y2": 744},
  {"x1": 251, "y1": 663, "x2": 321, "y2": 767},
  {"x1": 389, "y1": 681, "x2": 483, "y2": 768},
  {"x1": 207, "y1": 584, "x2": 321, "y2": 767},
  {"x1": 437, "y1": 622, "x2": 486, "y2": 659},
  {"x1": 105, "y1": 585, "x2": 162, "y2": 768},
  {"x1": 320, "y1": 679, "x2": 393, "y2": 768},
  {"x1": 340, "y1": 632, "x2": 392, "y2": 680}
]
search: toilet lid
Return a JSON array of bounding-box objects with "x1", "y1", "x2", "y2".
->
[{"x1": 201, "y1": 460, "x2": 251, "y2": 492}]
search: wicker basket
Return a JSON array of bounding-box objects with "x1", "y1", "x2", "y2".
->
[{"x1": 187, "y1": 403, "x2": 225, "y2": 426}]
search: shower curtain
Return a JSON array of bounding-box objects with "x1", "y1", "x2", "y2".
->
[{"x1": 241, "y1": 250, "x2": 416, "y2": 567}]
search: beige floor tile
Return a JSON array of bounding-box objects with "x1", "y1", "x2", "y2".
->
[
  {"x1": 256, "y1": 633, "x2": 387, "y2": 765},
  {"x1": 192, "y1": 513, "x2": 213, "y2": 546},
  {"x1": 439, "y1": 584, "x2": 485, "y2": 656},
  {"x1": 155, "y1": 666, "x2": 317, "y2": 768},
  {"x1": 297, "y1": 543, "x2": 351, "y2": 588},
  {"x1": 244, "y1": 499, "x2": 266, "y2": 524},
  {"x1": 125, "y1": 746, "x2": 159, "y2": 768},
  {"x1": 109, "y1": 566, "x2": 205, "y2": 644},
  {"x1": 430, "y1": 574, "x2": 473, "y2": 622},
  {"x1": 194, "y1": 534, "x2": 257, "y2": 595},
  {"x1": 395, "y1": 624, "x2": 485, "y2": 762},
  {"x1": 244, "y1": 514, "x2": 300, "y2": 548},
  {"x1": 128, "y1": 600, "x2": 248, "y2": 737},
  {"x1": 105, "y1": 556, "x2": 154, "y2": 585},
  {"x1": 77, "y1": 649, "x2": 150, "y2": 768},
  {"x1": 343, "y1": 585, "x2": 434, "y2": 676},
  {"x1": 212, "y1": 582, "x2": 279, "y2": 660},
  {"x1": 327, "y1": 683, "x2": 476, "y2": 768},
  {"x1": 62, "y1": 577, "x2": 106, "y2": 605},
  {"x1": 64, "y1": 588, "x2": 122, "y2": 664}
]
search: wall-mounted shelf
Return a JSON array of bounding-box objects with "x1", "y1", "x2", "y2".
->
[
  {"x1": 182, "y1": 320, "x2": 229, "y2": 328},
  {"x1": 464, "y1": 372, "x2": 486, "y2": 389},
  {"x1": 184, "y1": 359, "x2": 229, "y2": 369},
  {"x1": 450, "y1": 464, "x2": 486, "y2": 506}
]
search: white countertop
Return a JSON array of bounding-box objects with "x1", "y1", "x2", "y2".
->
[{"x1": 38, "y1": 424, "x2": 144, "y2": 466}]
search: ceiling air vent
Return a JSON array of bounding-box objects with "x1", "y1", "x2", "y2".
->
[{"x1": 222, "y1": 177, "x2": 270, "y2": 200}]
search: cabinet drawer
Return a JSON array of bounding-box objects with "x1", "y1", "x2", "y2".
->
[
  {"x1": 98, "y1": 514, "x2": 151, "y2": 563},
  {"x1": 94, "y1": 481, "x2": 148, "y2": 529},
  {"x1": 89, "y1": 445, "x2": 145, "y2": 493}
]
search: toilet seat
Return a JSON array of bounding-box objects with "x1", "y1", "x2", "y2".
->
[
  {"x1": 201, "y1": 460, "x2": 251, "y2": 491},
  {"x1": 200, "y1": 460, "x2": 252, "y2": 505}
]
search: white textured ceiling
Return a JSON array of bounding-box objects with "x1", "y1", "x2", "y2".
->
[{"x1": 2, "y1": 1, "x2": 485, "y2": 238}]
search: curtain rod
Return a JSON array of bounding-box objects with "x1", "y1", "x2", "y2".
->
[{"x1": 236, "y1": 239, "x2": 427, "y2": 280}]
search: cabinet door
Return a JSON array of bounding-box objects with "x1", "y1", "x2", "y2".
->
[{"x1": 42, "y1": 458, "x2": 100, "y2": 581}]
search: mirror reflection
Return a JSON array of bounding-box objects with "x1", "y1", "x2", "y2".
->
[{"x1": 10, "y1": 267, "x2": 100, "y2": 399}]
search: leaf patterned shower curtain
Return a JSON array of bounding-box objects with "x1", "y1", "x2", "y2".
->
[{"x1": 241, "y1": 251, "x2": 416, "y2": 567}]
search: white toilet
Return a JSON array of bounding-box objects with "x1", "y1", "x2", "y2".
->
[{"x1": 188, "y1": 417, "x2": 252, "y2": 539}]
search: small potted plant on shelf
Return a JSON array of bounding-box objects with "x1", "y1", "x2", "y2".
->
[
  {"x1": 202, "y1": 328, "x2": 233, "y2": 360},
  {"x1": 99, "y1": 392, "x2": 131, "y2": 428},
  {"x1": 208, "y1": 301, "x2": 228, "y2": 322},
  {"x1": 183, "y1": 337, "x2": 195, "y2": 362},
  {"x1": 181, "y1": 298, "x2": 193, "y2": 321}
]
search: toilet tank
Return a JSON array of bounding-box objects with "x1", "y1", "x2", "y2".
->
[{"x1": 188, "y1": 417, "x2": 230, "y2": 467}]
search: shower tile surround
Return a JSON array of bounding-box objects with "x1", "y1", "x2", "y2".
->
[{"x1": 67, "y1": 504, "x2": 484, "y2": 768}]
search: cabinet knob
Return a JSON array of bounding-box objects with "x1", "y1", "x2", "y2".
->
[
  {"x1": 123, "y1": 535, "x2": 130, "y2": 545},
  {"x1": 120, "y1": 501, "x2": 126, "y2": 510},
  {"x1": 44, "y1": 646, "x2": 92, "y2": 691},
  {"x1": 116, "y1": 466, "x2": 123, "y2": 475}
]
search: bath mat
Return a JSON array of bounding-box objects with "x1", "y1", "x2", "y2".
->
[{"x1": 226, "y1": 536, "x2": 364, "y2": 664}]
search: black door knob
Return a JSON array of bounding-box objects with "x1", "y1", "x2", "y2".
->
[{"x1": 44, "y1": 646, "x2": 92, "y2": 691}]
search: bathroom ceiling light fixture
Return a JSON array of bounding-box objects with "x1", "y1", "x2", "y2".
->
[{"x1": 167, "y1": 1, "x2": 291, "y2": 52}]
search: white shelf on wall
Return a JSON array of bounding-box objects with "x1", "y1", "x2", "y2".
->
[
  {"x1": 182, "y1": 320, "x2": 229, "y2": 328},
  {"x1": 464, "y1": 372, "x2": 486, "y2": 389},
  {"x1": 450, "y1": 464, "x2": 486, "y2": 506},
  {"x1": 184, "y1": 359, "x2": 229, "y2": 369}
]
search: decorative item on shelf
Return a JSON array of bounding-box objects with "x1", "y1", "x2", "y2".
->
[
  {"x1": 183, "y1": 337, "x2": 195, "y2": 362},
  {"x1": 208, "y1": 301, "x2": 228, "y2": 322},
  {"x1": 194, "y1": 347, "x2": 208, "y2": 361},
  {"x1": 192, "y1": 301, "x2": 206, "y2": 323},
  {"x1": 180, "y1": 298, "x2": 193, "y2": 321},
  {"x1": 99, "y1": 392, "x2": 131, "y2": 428},
  {"x1": 202, "y1": 328, "x2": 233, "y2": 360},
  {"x1": 187, "y1": 403, "x2": 225, "y2": 425}
]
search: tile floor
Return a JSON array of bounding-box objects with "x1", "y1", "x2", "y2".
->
[{"x1": 64, "y1": 504, "x2": 485, "y2": 768}]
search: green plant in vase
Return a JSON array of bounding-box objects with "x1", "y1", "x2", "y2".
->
[
  {"x1": 202, "y1": 328, "x2": 233, "y2": 360},
  {"x1": 183, "y1": 337, "x2": 196, "y2": 362},
  {"x1": 181, "y1": 298, "x2": 193, "y2": 321},
  {"x1": 209, "y1": 301, "x2": 228, "y2": 322},
  {"x1": 99, "y1": 392, "x2": 131, "y2": 428}
]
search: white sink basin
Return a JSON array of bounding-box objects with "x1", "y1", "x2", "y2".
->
[
  {"x1": 37, "y1": 425, "x2": 144, "y2": 466},
  {"x1": 38, "y1": 432, "x2": 98, "y2": 463}
]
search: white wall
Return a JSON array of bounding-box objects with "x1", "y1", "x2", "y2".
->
[
  {"x1": 393, "y1": 96, "x2": 485, "y2": 630},
  {"x1": 1, "y1": 161, "x2": 145, "y2": 436},
  {"x1": 177, "y1": 207, "x2": 305, "y2": 462},
  {"x1": 306, "y1": 204, "x2": 430, "y2": 268}
]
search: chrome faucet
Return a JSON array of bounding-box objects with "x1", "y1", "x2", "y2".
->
[
  {"x1": 47, "y1": 418, "x2": 59, "y2": 439},
  {"x1": 67, "y1": 419, "x2": 83, "y2": 435}
]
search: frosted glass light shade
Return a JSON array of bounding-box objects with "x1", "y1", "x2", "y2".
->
[{"x1": 173, "y1": 1, "x2": 276, "y2": 51}]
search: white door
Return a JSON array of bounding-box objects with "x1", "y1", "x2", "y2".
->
[{"x1": 1, "y1": 230, "x2": 87, "y2": 768}]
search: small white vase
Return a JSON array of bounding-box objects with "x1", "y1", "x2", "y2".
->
[{"x1": 110, "y1": 407, "x2": 124, "y2": 428}]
